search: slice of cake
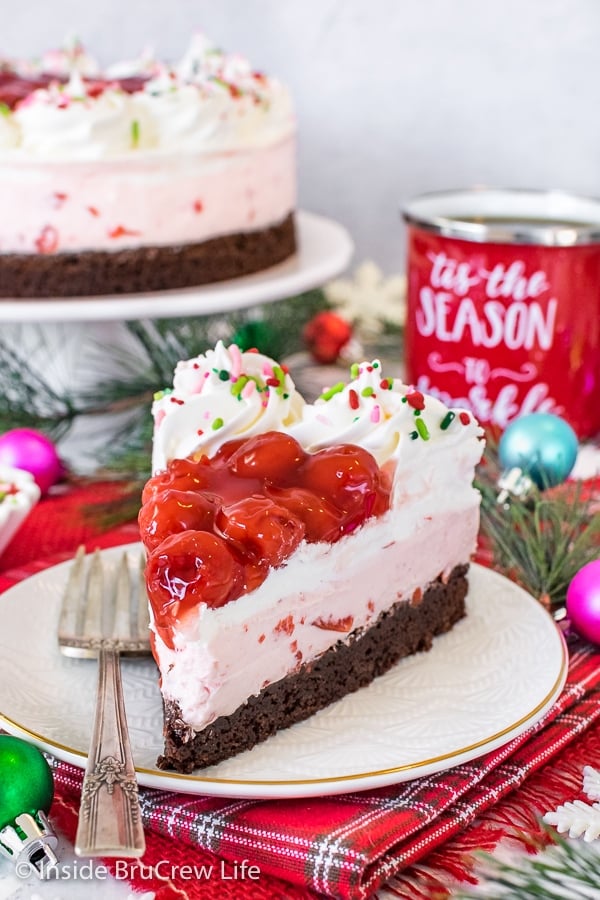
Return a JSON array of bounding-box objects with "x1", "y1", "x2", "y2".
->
[
  {"x1": 140, "y1": 342, "x2": 484, "y2": 773},
  {"x1": 0, "y1": 35, "x2": 295, "y2": 297}
]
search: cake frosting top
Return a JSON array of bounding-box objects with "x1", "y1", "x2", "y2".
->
[
  {"x1": 0, "y1": 34, "x2": 293, "y2": 159},
  {"x1": 151, "y1": 341, "x2": 484, "y2": 475}
]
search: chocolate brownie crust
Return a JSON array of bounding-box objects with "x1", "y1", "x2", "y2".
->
[
  {"x1": 158, "y1": 564, "x2": 469, "y2": 773},
  {"x1": 0, "y1": 213, "x2": 296, "y2": 298}
]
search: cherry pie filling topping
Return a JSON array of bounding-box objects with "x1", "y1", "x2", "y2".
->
[{"x1": 140, "y1": 431, "x2": 391, "y2": 646}]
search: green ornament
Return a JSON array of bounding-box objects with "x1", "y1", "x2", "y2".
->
[
  {"x1": 231, "y1": 320, "x2": 277, "y2": 354},
  {"x1": 0, "y1": 735, "x2": 58, "y2": 877}
]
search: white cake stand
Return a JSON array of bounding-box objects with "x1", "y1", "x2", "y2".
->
[{"x1": 0, "y1": 211, "x2": 353, "y2": 323}]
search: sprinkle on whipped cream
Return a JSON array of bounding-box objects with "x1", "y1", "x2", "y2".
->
[
  {"x1": 152, "y1": 342, "x2": 484, "y2": 477},
  {"x1": 0, "y1": 34, "x2": 293, "y2": 159}
]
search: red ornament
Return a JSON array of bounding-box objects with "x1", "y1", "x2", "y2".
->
[{"x1": 303, "y1": 312, "x2": 353, "y2": 364}]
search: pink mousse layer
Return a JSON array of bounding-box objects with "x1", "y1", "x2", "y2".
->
[
  {"x1": 0, "y1": 134, "x2": 295, "y2": 254},
  {"x1": 152, "y1": 496, "x2": 480, "y2": 733}
]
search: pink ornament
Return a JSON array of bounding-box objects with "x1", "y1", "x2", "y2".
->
[
  {"x1": 0, "y1": 429, "x2": 62, "y2": 495},
  {"x1": 566, "y1": 560, "x2": 600, "y2": 646}
]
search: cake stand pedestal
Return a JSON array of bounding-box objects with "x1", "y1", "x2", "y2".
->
[{"x1": 0, "y1": 212, "x2": 353, "y2": 472}]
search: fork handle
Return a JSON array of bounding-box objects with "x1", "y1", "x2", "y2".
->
[{"x1": 75, "y1": 648, "x2": 146, "y2": 858}]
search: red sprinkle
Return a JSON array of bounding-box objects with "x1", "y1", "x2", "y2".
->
[
  {"x1": 348, "y1": 388, "x2": 359, "y2": 410},
  {"x1": 379, "y1": 378, "x2": 390, "y2": 390},
  {"x1": 266, "y1": 377, "x2": 281, "y2": 387},
  {"x1": 169, "y1": 397, "x2": 185, "y2": 405},
  {"x1": 258, "y1": 633, "x2": 265, "y2": 644},
  {"x1": 406, "y1": 390, "x2": 425, "y2": 411},
  {"x1": 196, "y1": 429, "x2": 204, "y2": 436},
  {"x1": 87, "y1": 205, "x2": 100, "y2": 217},
  {"x1": 459, "y1": 411, "x2": 471, "y2": 425},
  {"x1": 52, "y1": 191, "x2": 68, "y2": 208},
  {"x1": 193, "y1": 199, "x2": 204, "y2": 214}
]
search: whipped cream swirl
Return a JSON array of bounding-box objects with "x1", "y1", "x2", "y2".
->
[
  {"x1": 153, "y1": 345, "x2": 484, "y2": 480},
  {"x1": 288, "y1": 360, "x2": 483, "y2": 467},
  {"x1": 152, "y1": 341, "x2": 304, "y2": 473},
  {"x1": 0, "y1": 35, "x2": 294, "y2": 160}
]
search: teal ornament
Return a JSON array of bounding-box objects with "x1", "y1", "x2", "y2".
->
[
  {"x1": 0, "y1": 735, "x2": 58, "y2": 877},
  {"x1": 498, "y1": 413, "x2": 579, "y2": 489}
]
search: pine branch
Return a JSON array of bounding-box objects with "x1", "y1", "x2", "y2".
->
[
  {"x1": 456, "y1": 834, "x2": 600, "y2": 899},
  {"x1": 477, "y1": 447, "x2": 600, "y2": 610}
]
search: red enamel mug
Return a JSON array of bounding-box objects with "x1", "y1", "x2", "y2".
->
[{"x1": 403, "y1": 188, "x2": 600, "y2": 438}]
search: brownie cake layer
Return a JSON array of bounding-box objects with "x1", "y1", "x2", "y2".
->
[
  {"x1": 0, "y1": 214, "x2": 296, "y2": 298},
  {"x1": 158, "y1": 564, "x2": 469, "y2": 773}
]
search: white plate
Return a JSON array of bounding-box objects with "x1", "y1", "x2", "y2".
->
[
  {"x1": 0, "y1": 211, "x2": 353, "y2": 323},
  {"x1": 0, "y1": 547, "x2": 567, "y2": 799}
]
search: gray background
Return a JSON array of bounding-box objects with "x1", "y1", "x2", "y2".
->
[{"x1": 2, "y1": 0, "x2": 598, "y2": 273}]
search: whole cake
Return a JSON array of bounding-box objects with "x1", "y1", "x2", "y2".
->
[
  {"x1": 140, "y1": 342, "x2": 484, "y2": 773},
  {"x1": 0, "y1": 37, "x2": 296, "y2": 297}
]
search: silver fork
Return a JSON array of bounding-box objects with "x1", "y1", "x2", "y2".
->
[{"x1": 58, "y1": 546, "x2": 150, "y2": 858}]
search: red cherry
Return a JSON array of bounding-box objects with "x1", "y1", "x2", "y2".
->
[
  {"x1": 211, "y1": 438, "x2": 248, "y2": 465},
  {"x1": 146, "y1": 531, "x2": 244, "y2": 626},
  {"x1": 138, "y1": 489, "x2": 219, "y2": 552},
  {"x1": 216, "y1": 496, "x2": 305, "y2": 568},
  {"x1": 302, "y1": 445, "x2": 377, "y2": 505},
  {"x1": 227, "y1": 432, "x2": 306, "y2": 482},
  {"x1": 265, "y1": 485, "x2": 343, "y2": 542},
  {"x1": 141, "y1": 457, "x2": 210, "y2": 504}
]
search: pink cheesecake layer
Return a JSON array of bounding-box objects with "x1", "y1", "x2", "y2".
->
[
  {"x1": 152, "y1": 496, "x2": 480, "y2": 733},
  {"x1": 0, "y1": 134, "x2": 295, "y2": 254}
]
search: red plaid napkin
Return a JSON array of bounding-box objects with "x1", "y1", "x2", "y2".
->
[
  {"x1": 2, "y1": 480, "x2": 600, "y2": 899},
  {"x1": 42, "y1": 640, "x2": 600, "y2": 899}
]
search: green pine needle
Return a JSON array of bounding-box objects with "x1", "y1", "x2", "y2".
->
[
  {"x1": 477, "y1": 446, "x2": 600, "y2": 610},
  {"x1": 457, "y1": 833, "x2": 600, "y2": 898}
]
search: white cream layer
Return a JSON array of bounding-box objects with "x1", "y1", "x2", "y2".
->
[
  {"x1": 0, "y1": 134, "x2": 295, "y2": 253},
  {"x1": 152, "y1": 471, "x2": 480, "y2": 733}
]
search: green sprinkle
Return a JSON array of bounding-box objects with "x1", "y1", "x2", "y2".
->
[
  {"x1": 272, "y1": 364, "x2": 286, "y2": 383},
  {"x1": 218, "y1": 369, "x2": 230, "y2": 381},
  {"x1": 0, "y1": 102, "x2": 10, "y2": 118},
  {"x1": 350, "y1": 363, "x2": 360, "y2": 378},
  {"x1": 401, "y1": 396, "x2": 407, "y2": 403},
  {"x1": 361, "y1": 386, "x2": 374, "y2": 397},
  {"x1": 230, "y1": 375, "x2": 249, "y2": 397},
  {"x1": 320, "y1": 381, "x2": 345, "y2": 401},
  {"x1": 131, "y1": 119, "x2": 140, "y2": 147},
  {"x1": 212, "y1": 417, "x2": 224, "y2": 430},
  {"x1": 440, "y1": 411, "x2": 456, "y2": 431},
  {"x1": 283, "y1": 392, "x2": 289, "y2": 399},
  {"x1": 413, "y1": 408, "x2": 421, "y2": 416},
  {"x1": 415, "y1": 417, "x2": 430, "y2": 440},
  {"x1": 252, "y1": 375, "x2": 266, "y2": 391},
  {"x1": 409, "y1": 430, "x2": 419, "y2": 440},
  {"x1": 373, "y1": 361, "x2": 380, "y2": 368},
  {"x1": 153, "y1": 388, "x2": 172, "y2": 400}
]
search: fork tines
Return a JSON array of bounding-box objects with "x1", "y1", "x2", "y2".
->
[{"x1": 58, "y1": 546, "x2": 150, "y2": 659}]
